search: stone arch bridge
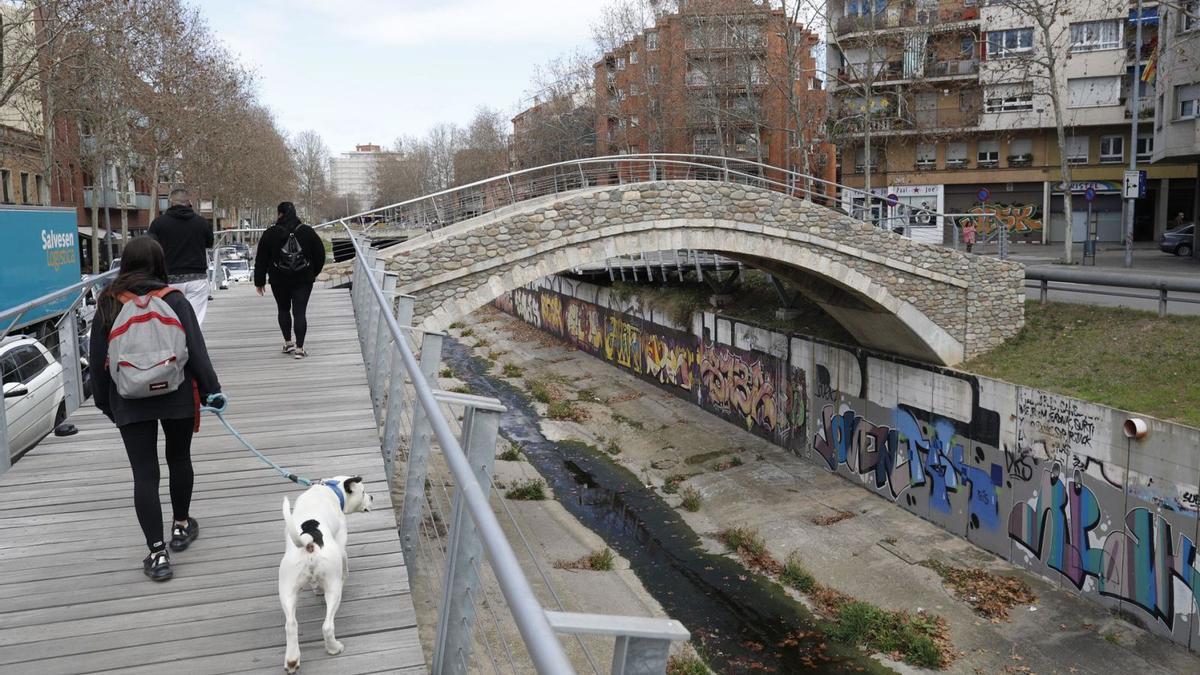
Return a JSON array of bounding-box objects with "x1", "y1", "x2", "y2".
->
[{"x1": 325, "y1": 181, "x2": 1024, "y2": 365}]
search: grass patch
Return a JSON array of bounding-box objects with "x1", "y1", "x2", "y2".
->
[
  {"x1": 577, "y1": 387, "x2": 601, "y2": 402},
  {"x1": 680, "y1": 486, "x2": 702, "y2": 512},
  {"x1": 1103, "y1": 631, "x2": 1122, "y2": 645},
  {"x1": 505, "y1": 478, "x2": 546, "y2": 501},
  {"x1": 547, "y1": 400, "x2": 587, "y2": 422},
  {"x1": 439, "y1": 367, "x2": 454, "y2": 378},
  {"x1": 611, "y1": 412, "x2": 645, "y2": 429},
  {"x1": 717, "y1": 525, "x2": 766, "y2": 557},
  {"x1": 604, "y1": 439, "x2": 622, "y2": 455},
  {"x1": 780, "y1": 551, "x2": 816, "y2": 593},
  {"x1": 555, "y1": 548, "x2": 616, "y2": 571},
  {"x1": 666, "y1": 651, "x2": 709, "y2": 675},
  {"x1": 474, "y1": 337, "x2": 490, "y2": 349},
  {"x1": 920, "y1": 559, "x2": 1036, "y2": 621},
  {"x1": 501, "y1": 362, "x2": 524, "y2": 378},
  {"x1": 460, "y1": 328, "x2": 474, "y2": 337},
  {"x1": 448, "y1": 321, "x2": 465, "y2": 329},
  {"x1": 828, "y1": 601, "x2": 948, "y2": 669},
  {"x1": 527, "y1": 379, "x2": 554, "y2": 404},
  {"x1": 963, "y1": 301, "x2": 1200, "y2": 426},
  {"x1": 662, "y1": 473, "x2": 688, "y2": 494},
  {"x1": 497, "y1": 444, "x2": 522, "y2": 462},
  {"x1": 684, "y1": 450, "x2": 725, "y2": 466},
  {"x1": 449, "y1": 385, "x2": 472, "y2": 394}
]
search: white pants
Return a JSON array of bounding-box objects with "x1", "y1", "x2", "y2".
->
[{"x1": 177, "y1": 278, "x2": 210, "y2": 325}]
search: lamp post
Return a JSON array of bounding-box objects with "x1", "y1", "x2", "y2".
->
[{"x1": 1125, "y1": 0, "x2": 1145, "y2": 268}]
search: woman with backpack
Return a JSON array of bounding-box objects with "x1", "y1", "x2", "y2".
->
[
  {"x1": 90, "y1": 236, "x2": 223, "y2": 582},
  {"x1": 254, "y1": 202, "x2": 325, "y2": 359}
]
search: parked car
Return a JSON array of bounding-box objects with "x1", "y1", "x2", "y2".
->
[
  {"x1": 1159, "y1": 224, "x2": 1194, "y2": 257},
  {"x1": 2, "y1": 335, "x2": 65, "y2": 460},
  {"x1": 222, "y1": 259, "x2": 252, "y2": 283}
]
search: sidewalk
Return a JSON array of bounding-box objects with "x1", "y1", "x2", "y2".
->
[{"x1": 967, "y1": 241, "x2": 1200, "y2": 277}]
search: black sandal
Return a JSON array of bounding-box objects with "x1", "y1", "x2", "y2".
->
[
  {"x1": 169, "y1": 517, "x2": 199, "y2": 552},
  {"x1": 143, "y1": 549, "x2": 173, "y2": 582}
]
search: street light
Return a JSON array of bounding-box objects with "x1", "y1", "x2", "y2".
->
[{"x1": 1125, "y1": 0, "x2": 1146, "y2": 268}]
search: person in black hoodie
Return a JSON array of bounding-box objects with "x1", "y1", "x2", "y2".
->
[
  {"x1": 90, "y1": 236, "x2": 223, "y2": 582},
  {"x1": 254, "y1": 202, "x2": 325, "y2": 359},
  {"x1": 148, "y1": 188, "x2": 214, "y2": 324}
]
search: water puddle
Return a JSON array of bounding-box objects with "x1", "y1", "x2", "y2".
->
[{"x1": 445, "y1": 340, "x2": 892, "y2": 674}]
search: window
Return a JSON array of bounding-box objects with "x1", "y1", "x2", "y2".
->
[
  {"x1": 646, "y1": 31, "x2": 659, "y2": 50},
  {"x1": 647, "y1": 65, "x2": 659, "y2": 84},
  {"x1": 986, "y1": 28, "x2": 1033, "y2": 58},
  {"x1": 14, "y1": 345, "x2": 49, "y2": 384},
  {"x1": 1099, "y1": 135, "x2": 1124, "y2": 162},
  {"x1": 916, "y1": 143, "x2": 936, "y2": 168},
  {"x1": 1137, "y1": 134, "x2": 1154, "y2": 159},
  {"x1": 629, "y1": 50, "x2": 638, "y2": 64},
  {"x1": 809, "y1": 77, "x2": 823, "y2": 90},
  {"x1": 960, "y1": 36, "x2": 974, "y2": 57},
  {"x1": 978, "y1": 140, "x2": 999, "y2": 165},
  {"x1": 630, "y1": 115, "x2": 639, "y2": 127},
  {"x1": 19, "y1": 172, "x2": 28, "y2": 204},
  {"x1": 1008, "y1": 138, "x2": 1032, "y2": 165},
  {"x1": 1069, "y1": 20, "x2": 1122, "y2": 52},
  {"x1": 846, "y1": 0, "x2": 886, "y2": 17},
  {"x1": 1185, "y1": 2, "x2": 1199, "y2": 32},
  {"x1": 629, "y1": 83, "x2": 639, "y2": 96},
  {"x1": 693, "y1": 132, "x2": 719, "y2": 154},
  {"x1": 853, "y1": 146, "x2": 880, "y2": 171},
  {"x1": 1177, "y1": 84, "x2": 1199, "y2": 118},
  {"x1": 1066, "y1": 136, "x2": 1089, "y2": 164},
  {"x1": 617, "y1": 56, "x2": 626, "y2": 70},
  {"x1": 788, "y1": 130, "x2": 799, "y2": 147},
  {"x1": 985, "y1": 88, "x2": 1033, "y2": 112},
  {"x1": 947, "y1": 142, "x2": 968, "y2": 167},
  {"x1": 1068, "y1": 76, "x2": 1121, "y2": 107},
  {"x1": 0, "y1": 169, "x2": 10, "y2": 203},
  {"x1": 34, "y1": 175, "x2": 42, "y2": 205}
]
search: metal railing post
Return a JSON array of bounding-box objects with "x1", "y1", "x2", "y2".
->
[
  {"x1": 433, "y1": 405, "x2": 503, "y2": 674},
  {"x1": 58, "y1": 310, "x2": 82, "y2": 417},
  {"x1": 399, "y1": 331, "x2": 444, "y2": 572},
  {"x1": 371, "y1": 272, "x2": 398, "y2": 425},
  {"x1": 364, "y1": 257, "x2": 387, "y2": 382},
  {"x1": 383, "y1": 296, "x2": 415, "y2": 485}
]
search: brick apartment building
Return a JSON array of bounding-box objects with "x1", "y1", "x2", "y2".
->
[{"x1": 594, "y1": 0, "x2": 836, "y2": 190}]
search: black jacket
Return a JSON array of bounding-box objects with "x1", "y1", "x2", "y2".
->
[
  {"x1": 254, "y1": 223, "x2": 325, "y2": 287},
  {"x1": 148, "y1": 205, "x2": 214, "y2": 276},
  {"x1": 90, "y1": 283, "x2": 221, "y2": 427}
]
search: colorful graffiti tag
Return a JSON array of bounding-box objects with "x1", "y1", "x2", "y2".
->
[
  {"x1": 644, "y1": 334, "x2": 696, "y2": 390},
  {"x1": 699, "y1": 342, "x2": 805, "y2": 444},
  {"x1": 956, "y1": 203, "x2": 1043, "y2": 240},
  {"x1": 565, "y1": 300, "x2": 603, "y2": 354}
]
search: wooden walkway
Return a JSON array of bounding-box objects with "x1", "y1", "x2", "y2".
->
[{"x1": 0, "y1": 284, "x2": 423, "y2": 674}]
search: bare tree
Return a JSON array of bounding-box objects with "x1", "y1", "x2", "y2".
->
[
  {"x1": 290, "y1": 130, "x2": 332, "y2": 222},
  {"x1": 514, "y1": 51, "x2": 596, "y2": 167},
  {"x1": 454, "y1": 106, "x2": 509, "y2": 185}
]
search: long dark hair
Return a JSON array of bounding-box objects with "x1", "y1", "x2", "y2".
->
[
  {"x1": 276, "y1": 201, "x2": 301, "y2": 229},
  {"x1": 99, "y1": 236, "x2": 169, "y2": 328}
]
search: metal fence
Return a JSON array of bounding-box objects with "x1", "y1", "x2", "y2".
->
[
  {"x1": 343, "y1": 227, "x2": 689, "y2": 674},
  {"x1": 1026, "y1": 267, "x2": 1200, "y2": 317}
]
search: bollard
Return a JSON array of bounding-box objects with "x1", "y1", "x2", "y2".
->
[
  {"x1": 399, "y1": 331, "x2": 444, "y2": 574},
  {"x1": 433, "y1": 406, "x2": 502, "y2": 675},
  {"x1": 1039, "y1": 279, "x2": 1048, "y2": 305}
]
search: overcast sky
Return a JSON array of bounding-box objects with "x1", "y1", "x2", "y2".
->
[{"x1": 201, "y1": 0, "x2": 601, "y2": 155}]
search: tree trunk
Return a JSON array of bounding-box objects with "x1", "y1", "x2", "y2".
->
[
  {"x1": 90, "y1": 159, "x2": 100, "y2": 274},
  {"x1": 1048, "y1": 59, "x2": 1073, "y2": 263},
  {"x1": 103, "y1": 162, "x2": 114, "y2": 263},
  {"x1": 119, "y1": 162, "x2": 129, "y2": 254}
]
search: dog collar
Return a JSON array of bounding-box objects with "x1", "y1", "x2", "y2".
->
[{"x1": 321, "y1": 480, "x2": 346, "y2": 510}]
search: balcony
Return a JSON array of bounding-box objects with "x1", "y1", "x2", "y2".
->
[
  {"x1": 83, "y1": 186, "x2": 152, "y2": 210},
  {"x1": 835, "y1": 58, "x2": 978, "y2": 88},
  {"x1": 914, "y1": 159, "x2": 937, "y2": 170},
  {"x1": 835, "y1": 7, "x2": 978, "y2": 36},
  {"x1": 910, "y1": 107, "x2": 981, "y2": 130},
  {"x1": 1125, "y1": 97, "x2": 1154, "y2": 119},
  {"x1": 1006, "y1": 154, "x2": 1033, "y2": 167},
  {"x1": 946, "y1": 157, "x2": 969, "y2": 169}
]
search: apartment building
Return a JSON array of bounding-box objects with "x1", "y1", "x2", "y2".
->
[
  {"x1": 827, "y1": 0, "x2": 1197, "y2": 245},
  {"x1": 1150, "y1": 2, "x2": 1200, "y2": 248},
  {"x1": 594, "y1": 0, "x2": 836, "y2": 189},
  {"x1": 331, "y1": 143, "x2": 396, "y2": 212}
]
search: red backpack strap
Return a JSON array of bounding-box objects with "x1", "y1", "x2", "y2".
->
[{"x1": 148, "y1": 286, "x2": 181, "y2": 299}]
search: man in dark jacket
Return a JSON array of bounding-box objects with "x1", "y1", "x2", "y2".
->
[
  {"x1": 254, "y1": 202, "x2": 325, "y2": 358},
  {"x1": 149, "y1": 188, "x2": 214, "y2": 323}
]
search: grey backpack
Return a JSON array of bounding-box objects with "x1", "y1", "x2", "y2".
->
[{"x1": 107, "y1": 288, "x2": 190, "y2": 398}]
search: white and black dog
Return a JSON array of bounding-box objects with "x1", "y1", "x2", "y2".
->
[{"x1": 279, "y1": 476, "x2": 373, "y2": 673}]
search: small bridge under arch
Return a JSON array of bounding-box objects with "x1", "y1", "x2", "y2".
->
[{"x1": 322, "y1": 159, "x2": 1023, "y2": 366}]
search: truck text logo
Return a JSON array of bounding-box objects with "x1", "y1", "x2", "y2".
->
[{"x1": 42, "y1": 229, "x2": 78, "y2": 270}]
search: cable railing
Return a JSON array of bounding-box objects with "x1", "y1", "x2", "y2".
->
[
  {"x1": 315, "y1": 153, "x2": 1008, "y2": 257},
  {"x1": 343, "y1": 225, "x2": 689, "y2": 674}
]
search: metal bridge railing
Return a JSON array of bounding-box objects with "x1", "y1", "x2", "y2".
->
[
  {"x1": 316, "y1": 153, "x2": 1009, "y2": 257},
  {"x1": 1026, "y1": 267, "x2": 1200, "y2": 317},
  {"x1": 342, "y1": 225, "x2": 689, "y2": 674}
]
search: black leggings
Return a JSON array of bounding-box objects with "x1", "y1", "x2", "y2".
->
[
  {"x1": 119, "y1": 418, "x2": 195, "y2": 551},
  {"x1": 271, "y1": 282, "x2": 314, "y2": 348}
]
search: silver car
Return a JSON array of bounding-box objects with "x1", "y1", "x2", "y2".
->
[{"x1": 2, "y1": 336, "x2": 65, "y2": 460}]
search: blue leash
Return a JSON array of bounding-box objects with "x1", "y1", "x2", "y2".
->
[{"x1": 200, "y1": 395, "x2": 315, "y2": 487}]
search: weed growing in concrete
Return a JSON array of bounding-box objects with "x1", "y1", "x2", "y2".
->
[
  {"x1": 449, "y1": 385, "x2": 472, "y2": 394},
  {"x1": 547, "y1": 400, "x2": 586, "y2": 422},
  {"x1": 439, "y1": 367, "x2": 454, "y2": 378},
  {"x1": 828, "y1": 601, "x2": 945, "y2": 669},
  {"x1": 497, "y1": 444, "x2": 522, "y2": 462},
  {"x1": 717, "y1": 526, "x2": 765, "y2": 557},
  {"x1": 502, "y1": 363, "x2": 523, "y2": 378},
  {"x1": 781, "y1": 552, "x2": 816, "y2": 593},
  {"x1": 605, "y1": 439, "x2": 622, "y2": 455},
  {"x1": 1103, "y1": 631, "x2": 1121, "y2": 645},
  {"x1": 577, "y1": 387, "x2": 601, "y2": 402},
  {"x1": 449, "y1": 322, "x2": 465, "y2": 330},
  {"x1": 611, "y1": 412, "x2": 644, "y2": 429},
  {"x1": 460, "y1": 328, "x2": 474, "y2": 337},
  {"x1": 553, "y1": 548, "x2": 616, "y2": 571},
  {"x1": 662, "y1": 473, "x2": 687, "y2": 494},
  {"x1": 475, "y1": 337, "x2": 490, "y2": 349},
  {"x1": 665, "y1": 651, "x2": 709, "y2": 675},
  {"x1": 680, "y1": 486, "x2": 702, "y2": 512},
  {"x1": 527, "y1": 380, "x2": 553, "y2": 404},
  {"x1": 505, "y1": 479, "x2": 546, "y2": 501}
]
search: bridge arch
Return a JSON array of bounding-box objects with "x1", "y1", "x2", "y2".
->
[{"x1": 343, "y1": 181, "x2": 1023, "y2": 366}]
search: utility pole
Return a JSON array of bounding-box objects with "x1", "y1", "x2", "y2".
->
[{"x1": 1125, "y1": 0, "x2": 1144, "y2": 268}]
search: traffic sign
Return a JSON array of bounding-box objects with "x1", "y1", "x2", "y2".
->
[
  {"x1": 1124, "y1": 170, "x2": 1140, "y2": 199},
  {"x1": 1084, "y1": 187, "x2": 1096, "y2": 202},
  {"x1": 1138, "y1": 170, "x2": 1147, "y2": 199},
  {"x1": 884, "y1": 193, "x2": 899, "y2": 208},
  {"x1": 976, "y1": 187, "x2": 991, "y2": 202}
]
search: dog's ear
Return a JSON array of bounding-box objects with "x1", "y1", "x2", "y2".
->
[{"x1": 343, "y1": 476, "x2": 364, "y2": 493}]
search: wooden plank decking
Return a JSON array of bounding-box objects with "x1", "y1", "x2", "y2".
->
[{"x1": 0, "y1": 284, "x2": 423, "y2": 674}]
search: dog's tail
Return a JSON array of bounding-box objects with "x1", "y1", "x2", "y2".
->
[{"x1": 281, "y1": 497, "x2": 305, "y2": 549}]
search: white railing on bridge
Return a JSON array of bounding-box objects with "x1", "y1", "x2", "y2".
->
[
  {"x1": 343, "y1": 226, "x2": 689, "y2": 674},
  {"x1": 317, "y1": 153, "x2": 1007, "y2": 258}
]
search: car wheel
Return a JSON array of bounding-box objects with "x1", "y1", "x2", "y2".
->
[{"x1": 1178, "y1": 244, "x2": 1193, "y2": 257}]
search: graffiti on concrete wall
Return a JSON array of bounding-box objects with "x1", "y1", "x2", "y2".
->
[
  {"x1": 956, "y1": 203, "x2": 1043, "y2": 240},
  {"x1": 511, "y1": 288, "x2": 542, "y2": 328},
  {"x1": 540, "y1": 293, "x2": 565, "y2": 336},
  {"x1": 565, "y1": 299, "x2": 604, "y2": 354},
  {"x1": 644, "y1": 334, "x2": 696, "y2": 390},
  {"x1": 604, "y1": 315, "x2": 643, "y2": 373},
  {"x1": 698, "y1": 342, "x2": 806, "y2": 447}
]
